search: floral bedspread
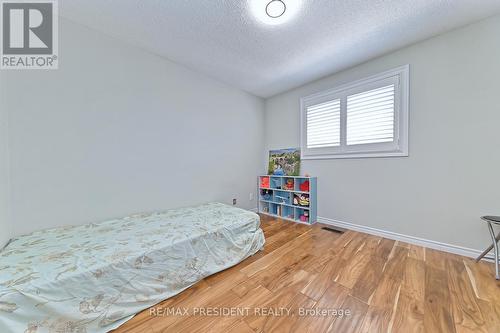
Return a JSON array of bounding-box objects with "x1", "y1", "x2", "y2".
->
[{"x1": 0, "y1": 202, "x2": 265, "y2": 333}]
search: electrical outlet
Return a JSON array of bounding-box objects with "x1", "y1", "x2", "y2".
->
[
  {"x1": 232, "y1": 198, "x2": 237, "y2": 205},
  {"x1": 249, "y1": 193, "x2": 254, "y2": 201}
]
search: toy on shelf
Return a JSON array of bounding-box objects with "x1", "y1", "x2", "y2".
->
[
  {"x1": 293, "y1": 193, "x2": 310, "y2": 207},
  {"x1": 299, "y1": 180, "x2": 310, "y2": 192},
  {"x1": 283, "y1": 178, "x2": 294, "y2": 190},
  {"x1": 299, "y1": 211, "x2": 309, "y2": 222},
  {"x1": 273, "y1": 169, "x2": 285, "y2": 176},
  {"x1": 260, "y1": 189, "x2": 273, "y2": 201},
  {"x1": 299, "y1": 195, "x2": 310, "y2": 207}
]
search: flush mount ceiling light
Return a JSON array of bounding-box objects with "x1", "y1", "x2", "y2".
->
[
  {"x1": 266, "y1": 0, "x2": 286, "y2": 18},
  {"x1": 249, "y1": 0, "x2": 301, "y2": 26}
]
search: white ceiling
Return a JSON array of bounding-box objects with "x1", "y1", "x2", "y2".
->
[{"x1": 60, "y1": 0, "x2": 500, "y2": 98}]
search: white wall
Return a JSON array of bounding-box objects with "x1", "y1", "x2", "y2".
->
[
  {"x1": 1, "y1": 18, "x2": 265, "y2": 237},
  {"x1": 265, "y1": 15, "x2": 500, "y2": 251}
]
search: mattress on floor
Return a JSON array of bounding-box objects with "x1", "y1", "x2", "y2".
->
[{"x1": 0, "y1": 202, "x2": 265, "y2": 333}]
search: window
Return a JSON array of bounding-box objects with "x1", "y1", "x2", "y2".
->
[
  {"x1": 300, "y1": 65, "x2": 409, "y2": 159},
  {"x1": 306, "y1": 99, "x2": 340, "y2": 148}
]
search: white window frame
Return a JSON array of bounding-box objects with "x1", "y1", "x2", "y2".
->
[{"x1": 300, "y1": 65, "x2": 409, "y2": 160}]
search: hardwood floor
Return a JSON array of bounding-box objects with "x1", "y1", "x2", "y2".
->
[{"x1": 114, "y1": 215, "x2": 500, "y2": 333}]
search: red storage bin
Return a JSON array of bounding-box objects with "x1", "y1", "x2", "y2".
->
[{"x1": 260, "y1": 176, "x2": 270, "y2": 188}]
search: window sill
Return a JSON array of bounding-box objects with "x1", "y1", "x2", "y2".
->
[{"x1": 301, "y1": 151, "x2": 409, "y2": 160}]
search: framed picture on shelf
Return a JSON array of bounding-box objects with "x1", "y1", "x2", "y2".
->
[{"x1": 268, "y1": 148, "x2": 300, "y2": 176}]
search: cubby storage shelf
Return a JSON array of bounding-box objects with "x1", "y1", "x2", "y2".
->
[
  {"x1": 260, "y1": 188, "x2": 310, "y2": 194},
  {"x1": 258, "y1": 175, "x2": 317, "y2": 225},
  {"x1": 259, "y1": 199, "x2": 310, "y2": 210}
]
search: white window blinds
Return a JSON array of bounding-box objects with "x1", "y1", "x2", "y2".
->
[
  {"x1": 300, "y1": 65, "x2": 409, "y2": 159},
  {"x1": 346, "y1": 84, "x2": 395, "y2": 146},
  {"x1": 306, "y1": 99, "x2": 340, "y2": 148}
]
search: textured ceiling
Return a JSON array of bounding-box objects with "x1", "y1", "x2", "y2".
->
[{"x1": 60, "y1": 0, "x2": 500, "y2": 98}]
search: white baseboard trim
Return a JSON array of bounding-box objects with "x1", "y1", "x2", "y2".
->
[{"x1": 318, "y1": 216, "x2": 489, "y2": 259}]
